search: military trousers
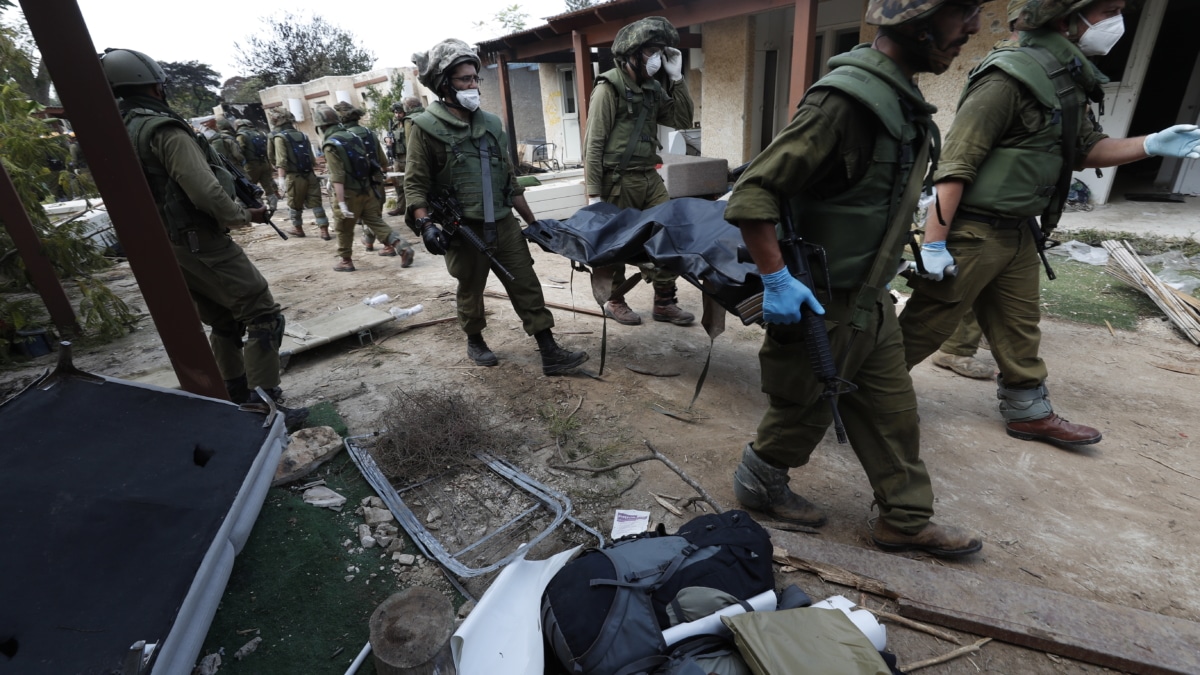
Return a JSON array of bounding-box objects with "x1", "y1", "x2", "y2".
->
[
  {"x1": 940, "y1": 308, "x2": 983, "y2": 357},
  {"x1": 244, "y1": 160, "x2": 276, "y2": 207},
  {"x1": 332, "y1": 187, "x2": 409, "y2": 259},
  {"x1": 443, "y1": 213, "x2": 554, "y2": 337},
  {"x1": 285, "y1": 170, "x2": 327, "y2": 223},
  {"x1": 598, "y1": 167, "x2": 679, "y2": 291},
  {"x1": 899, "y1": 217, "x2": 1046, "y2": 389},
  {"x1": 753, "y1": 287, "x2": 934, "y2": 532},
  {"x1": 172, "y1": 229, "x2": 282, "y2": 392}
]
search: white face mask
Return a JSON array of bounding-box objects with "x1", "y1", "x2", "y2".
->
[
  {"x1": 455, "y1": 88, "x2": 481, "y2": 111},
  {"x1": 1077, "y1": 14, "x2": 1124, "y2": 56},
  {"x1": 644, "y1": 52, "x2": 662, "y2": 77}
]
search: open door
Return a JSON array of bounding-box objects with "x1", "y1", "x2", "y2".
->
[{"x1": 1154, "y1": 41, "x2": 1200, "y2": 195}]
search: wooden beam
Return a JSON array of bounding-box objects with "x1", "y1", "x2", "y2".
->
[
  {"x1": 573, "y1": 30, "x2": 595, "y2": 158},
  {"x1": 789, "y1": 0, "x2": 819, "y2": 111},
  {"x1": 495, "y1": 53, "x2": 519, "y2": 170},
  {"x1": 353, "y1": 76, "x2": 388, "y2": 88},
  {"x1": 303, "y1": 90, "x2": 330, "y2": 100}
]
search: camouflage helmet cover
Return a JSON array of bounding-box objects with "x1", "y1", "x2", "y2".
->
[
  {"x1": 216, "y1": 117, "x2": 234, "y2": 132},
  {"x1": 866, "y1": 0, "x2": 995, "y2": 26},
  {"x1": 403, "y1": 97, "x2": 422, "y2": 112},
  {"x1": 266, "y1": 106, "x2": 295, "y2": 127},
  {"x1": 234, "y1": 118, "x2": 254, "y2": 129},
  {"x1": 413, "y1": 39, "x2": 482, "y2": 92},
  {"x1": 333, "y1": 101, "x2": 365, "y2": 123},
  {"x1": 100, "y1": 48, "x2": 167, "y2": 89},
  {"x1": 1008, "y1": 0, "x2": 1032, "y2": 24},
  {"x1": 312, "y1": 104, "x2": 341, "y2": 128},
  {"x1": 611, "y1": 17, "x2": 679, "y2": 58},
  {"x1": 1017, "y1": 0, "x2": 1098, "y2": 29}
]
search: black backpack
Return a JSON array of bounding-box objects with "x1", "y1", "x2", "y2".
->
[{"x1": 541, "y1": 510, "x2": 773, "y2": 675}]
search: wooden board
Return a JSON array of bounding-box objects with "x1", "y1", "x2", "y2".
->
[
  {"x1": 770, "y1": 528, "x2": 1200, "y2": 674},
  {"x1": 281, "y1": 304, "x2": 395, "y2": 362}
]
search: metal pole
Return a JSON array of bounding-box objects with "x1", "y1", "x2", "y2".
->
[
  {"x1": 0, "y1": 163, "x2": 81, "y2": 337},
  {"x1": 20, "y1": 0, "x2": 228, "y2": 399}
]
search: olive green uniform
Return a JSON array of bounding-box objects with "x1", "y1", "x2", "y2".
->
[
  {"x1": 322, "y1": 126, "x2": 406, "y2": 259},
  {"x1": 940, "y1": 309, "x2": 984, "y2": 357},
  {"x1": 344, "y1": 121, "x2": 413, "y2": 251},
  {"x1": 268, "y1": 123, "x2": 328, "y2": 229},
  {"x1": 404, "y1": 102, "x2": 554, "y2": 337},
  {"x1": 237, "y1": 127, "x2": 277, "y2": 210},
  {"x1": 725, "y1": 47, "x2": 939, "y2": 532},
  {"x1": 899, "y1": 31, "x2": 1106, "y2": 396},
  {"x1": 584, "y1": 68, "x2": 693, "y2": 289},
  {"x1": 212, "y1": 130, "x2": 244, "y2": 164},
  {"x1": 120, "y1": 95, "x2": 282, "y2": 392}
]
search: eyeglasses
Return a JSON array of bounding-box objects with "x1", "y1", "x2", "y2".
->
[
  {"x1": 946, "y1": 1, "x2": 983, "y2": 23},
  {"x1": 450, "y1": 75, "x2": 484, "y2": 85}
]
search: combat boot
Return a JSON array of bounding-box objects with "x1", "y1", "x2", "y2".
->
[
  {"x1": 931, "y1": 351, "x2": 994, "y2": 379},
  {"x1": 534, "y1": 329, "x2": 588, "y2": 376},
  {"x1": 467, "y1": 333, "x2": 499, "y2": 366},
  {"x1": 1006, "y1": 414, "x2": 1101, "y2": 448},
  {"x1": 260, "y1": 386, "x2": 309, "y2": 434},
  {"x1": 224, "y1": 375, "x2": 249, "y2": 405},
  {"x1": 732, "y1": 444, "x2": 826, "y2": 526},
  {"x1": 603, "y1": 298, "x2": 642, "y2": 325},
  {"x1": 871, "y1": 519, "x2": 983, "y2": 558},
  {"x1": 652, "y1": 285, "x2": 694, "y2": 326}
]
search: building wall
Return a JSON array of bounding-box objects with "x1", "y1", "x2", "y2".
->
[
  {"x1": 257, "y1": 67, "x2": 411, "y2": 144},
  {"x1": 699, "y1": 16, "x2": 756, "y2": 166},
  {"x1": 480, "y1": 63, "x2": 547, "y2": 149}
]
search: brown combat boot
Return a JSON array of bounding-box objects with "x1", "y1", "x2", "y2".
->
[
  {"x1": 652, "y1": 285, "x2": 694, "y2": 326},
  {"x1": 399, "y1": 247, "x2": 415, "y2": 268},
  {"x1": 333, "y1": 258, "x2": 355, "y2": 272},
  {"x1": 932, "y1": 351, "x2": 994, "y2": 380},
  {"x1": 603, "y1": 298, "x2": 642, "y2": 326},
  {"x1": 386, "y1": 206, "x2": 404, "y2": 216},
  {"x1": 286, "y1": 225, "x2": 306, "y2": 237},
  {"x1": 361, "y1": 233, "x2": 376, "y2": 252},
  {"x1": 319, "y1": 226, "x2": 332, "y2": 241},
  {"x1": 872, "y1": 519, "x2": 983, "y2": 558},
  {"x1": 732, "y1": 444, "x2": 827, "y2": 527},
  {"x1": 378, "y1": 244, "x2": 398, "y2": 257},
  {"x1": 1006, "y1": 414, "x2": 1101, "y2": 448}
]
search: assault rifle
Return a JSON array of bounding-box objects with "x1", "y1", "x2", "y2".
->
[
  {"x1": 216, "y1": 152, "x2": 288, "y2": 241},
  {"x1": 426, "y1": 188, "x2": 515, "y2": 281},
  {"x1": 1029, "y1": 216, "x2": 1059, "y2": 281},
  {"x1": 735, "y1": 203, "x2": 856, "y2": 444}
]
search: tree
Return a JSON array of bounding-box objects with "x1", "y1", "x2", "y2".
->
[
  {"x1": 160, "y1": 60, "x2": 221, "y2": 117},
  {"x1": 235, "y1": 13, "x2": 376, "y2": 88},
  {"x1": 563, "y1": 0, "x2": 595, "y2": 10},
  {"x1": 221, "y1": 75, "x2": 267, "y2": 105},
  {"x1": 473, "y1": 4, "x2": 530, "y2": 35},
  {"x1": 359, "y1": 76, "x2": 406, "y2": 135},
  {"x1": 0, "y1": 11, "x2": 54, "y2": 105}
]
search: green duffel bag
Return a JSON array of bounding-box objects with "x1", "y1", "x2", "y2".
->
[{"x1": 723, "y1": 607, "x2": 892, "y2": 675}]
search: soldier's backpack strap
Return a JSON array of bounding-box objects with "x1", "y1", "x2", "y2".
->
[{"x1": 1021, "y1": 46, "x2": 1082, "y2": 231}]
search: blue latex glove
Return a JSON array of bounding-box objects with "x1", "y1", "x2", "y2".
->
[
  {"x1": 1144, "y1": 124, "x2": 1200, "y2": 159},
  {"x1": 918, "y1": 241, "x2": 955, "y2": 281},
  {"x1": 761, "y1": 267, "x2": 824, "y2": 325}
]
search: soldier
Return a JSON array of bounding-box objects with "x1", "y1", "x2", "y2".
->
[
  {"x1": 235, "y1": 118, "x2": 279, "y2": 213},
  {"x1": 334, "y1": 101, "x2": 416, "y2": 264},
  {"x1": 100, "y1": 48, "x2": 307, "y2": 430},
  {"x1": 406, "y1": 39, "x2": 588, "y2": 376},
  {"x1": 319, "y1": 103, "x2": 414, "y2": 270},
  {"x1": 386, "y1": 98, "x2": 424, "y2": 217},
  {"x1": 210, "y1": 117, "x2": 243, "y2": 165},
  {"x1": 724, "y1": 0, "x2": 989, "y2": 557},
  {"x1": 267, "y1": 106, "x2": 330, "y2": 240},
  {"x1": 386, "y1": 101, "x2": 407, "y2": 175},
  {"x1": 583, "y1": 16, "x2": 695, "y2": 327},
  {"x1": 899, "y1": 0, "x2": 1200, "y2": 448}
]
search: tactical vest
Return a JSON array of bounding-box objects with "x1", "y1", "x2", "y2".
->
[
  {"x1": 270, "y1": 128, "x2": 314, "y2": 173},
  {"x1": 411, "y1": 107, "x2": 512, "y2": 221},
  {"x1": 390, "y1": 118, "x2": 407, "y2": 156},
  {"x1": 790, "y1": 65, "x2": 931, "y2": 290},
  {"x1": 595, "y1": 68, "x2": 664, "y2": 171},
  {"x1": 124, "y1": 108, "x2": 235, "y2": 241},
  {"x1": 958, "y1": 47, "x2": 1083, "y2": 218},
  {"x1": 213, "y1": 132, "x2": 240, "y2": 161},
  {"x1": 323, "y1": 129, "x2": 373, "y2": 192},
  {"x1": 237, "y1": 128, "x2": 269, "y2": 162},
  {"x1": 345, "y1": 124, "x2": 386, "y2": 177}
]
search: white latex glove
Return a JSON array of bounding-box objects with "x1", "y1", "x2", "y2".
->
[
  {"x1": 274, "y1": 178, "x2": 285, "y2": 193},
  {"x1": 338, "y1": 202, "x2": 354, "y2": 219},
  {"x1": 663, "y1": 47, "x2": 684, "y2": 82},
  {"x1": 1144, "y1": 124, "x2": 1200, "y2": 159},
  {"x1": 588, "y1": 196, "x2": 602, "y2": 205}
]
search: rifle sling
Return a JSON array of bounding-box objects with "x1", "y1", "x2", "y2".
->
[
  {"x1": 1023, "y1": 47, "x2": 1081, "y2": 231},
  {"x1": 478, "y1": 134, "x2": 498, "y2": 247},
  {"x1": 607, "y1": 85, "x2": 652, "y2": 199}
]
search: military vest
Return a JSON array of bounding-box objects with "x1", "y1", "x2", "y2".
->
[
  {"x1": 958, "y1": 46, "x2": 1085, "y2": 218},
  {"x1": 389, "y1": 118, "x2": 407, "y2": 156},
  {"x1": 323, "y1": 128, "x2": 373, "y2": 192},
  {"x1": 212, "y1": 131, "x2": 240, "y2": 161},
  {"x1": 124, "y1": 107, "x2": 235, "y2": 241},
  {"x1": 345, "y1": 123, "x2": 386, "y2": 178},
  {"x1": 237, "y1": 128, "x2": 269, "y2": 162},
  {"x1": 595, "y1": 68, "x2": 665, "y2": 172},
  {"x1": 270, "y1": 127, "x2": 314, "y2": 173},
  {"x1": 790, "y1": 55, "x2": 934, "y2": 290},
  {"x1": 411, "y1": 105, "x2": 512, "y2": 221}
]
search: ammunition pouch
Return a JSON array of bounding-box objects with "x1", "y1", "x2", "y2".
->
[{"x1": 247, "y1": 312, "x2": 285, "y2": 351}]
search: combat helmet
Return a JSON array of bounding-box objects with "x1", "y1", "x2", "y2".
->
[
  {"x1": 234, "y1": 118, "x2": 254, "y2": 130},
  {"x1": 611, "y1": 17, "x2": 679, "y2": 59},
  {"x1": 216, "y1": 117, "x2": 235, "y2": 132},
  {"x1": 312, "y1": 104, "x2": 341, "y2": 129},
  {"x1": 413, "y1": 39, "x2": 482, "y2": 93},
  {"x1": 99, "y1": 48, "x2": 167, "y2": 90},
  {"x1": 1008, "y1": 0, "x2": 1031, "y2": 24},
  {"x1": 866, "y1": 0, "x2": 990, "y2": 26},
  {"x1": 391, "y1": 101, "x2": 404, "y2": 113},
  {"x1": 1017, "y1": 0, "x2": 1098, "y2": 29},
  {"x1": 403, "y1": 97, "x2": 423, "y2": 113},
  {"x1": 266, "y1": 107, "x2": 295, "y2": 128},
  {"x1": 333, "y1": 101, "x2": 365, "y2": 123}
]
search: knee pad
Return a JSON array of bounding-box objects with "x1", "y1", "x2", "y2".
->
[
  {"x1": 210, "y1": 322, "x2": 246, "y2": 348},
  {"x1": 997, "y1": 378, "x2": 1053, "y2": 422},
  {"x1": 246, "y1": 312, "x2": 284, "y2": 351}
]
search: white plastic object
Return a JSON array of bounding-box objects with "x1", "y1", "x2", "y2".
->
[
  {"x1": 811, "y1": 595, "x2": 887, "y2": 651},
  {"x1": 662, "y1": 589, "x2": 778, "y2": 646},
  {"x1": 363, "y1": 294, "x2": 390, "y2": 306},
  {"x1": 389, "y1": 304, "x2": 424, "y2": 320}
]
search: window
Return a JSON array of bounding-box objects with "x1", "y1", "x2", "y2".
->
[{"x1": 562, "y1": 69, "x2": 577, "y2": 116}]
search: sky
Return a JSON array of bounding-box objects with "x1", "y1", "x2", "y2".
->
[{"x1": 9, "y1": 0, "x2": 576, "y2": 83}]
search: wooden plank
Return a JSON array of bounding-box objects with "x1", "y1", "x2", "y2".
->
[
  {"x1": 484, "y1": 290, "x2": 604, "y2": 318},
  {"x1": 769, "y1": 528, "x2": 1200, "y2": 674}
]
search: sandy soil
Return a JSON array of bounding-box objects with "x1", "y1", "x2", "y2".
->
[{"x1": 6, "y1": 197, "x2": 1199, "y2": 674}]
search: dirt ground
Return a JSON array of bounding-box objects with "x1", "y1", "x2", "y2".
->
[{"x1": 6, "y1": 199, "x2": 1200, "y2": 674}]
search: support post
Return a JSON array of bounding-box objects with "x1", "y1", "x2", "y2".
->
[
  {"x1": 495, "y1": 52, "x2": 520, "y2": 168},
  {"x1": 573, "y1": 30, "x2": 596, "y2": 153},
  {"x1": 0, "y1": 163, "x2": 80, "y2": 336},
  {"x1": 789, "y1": 0, "x2": 820, "y2": 112},
  {"x1": 20, "y1": 0, "x2": 228, "y2": 399}
]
